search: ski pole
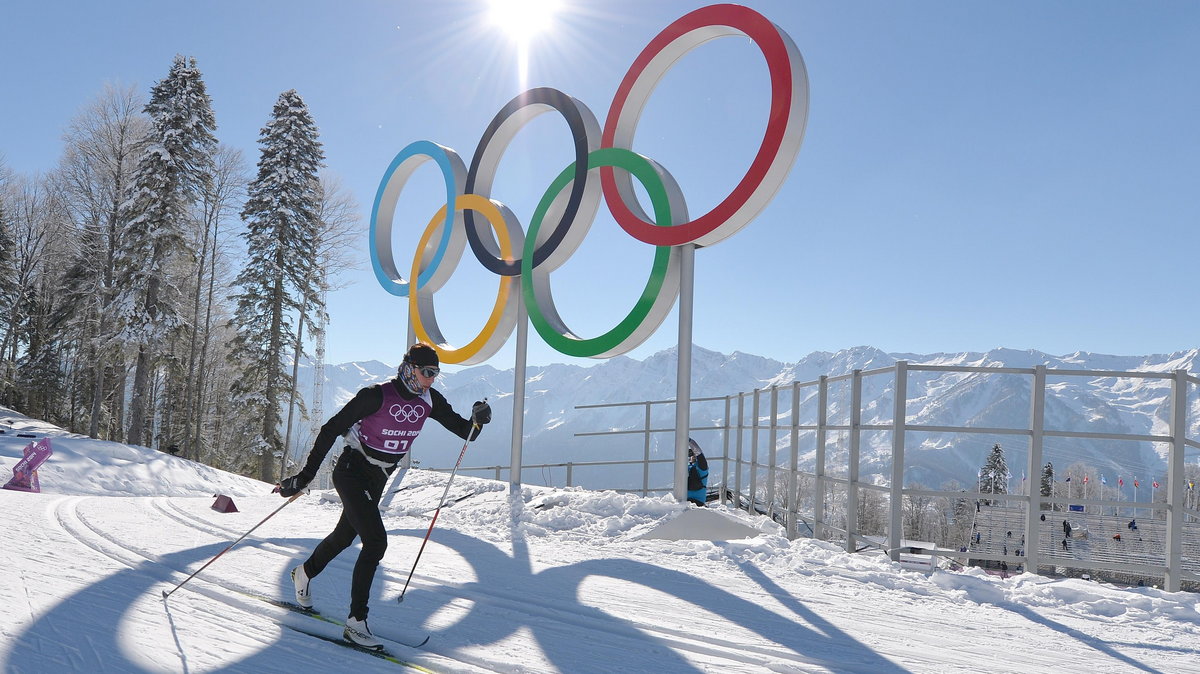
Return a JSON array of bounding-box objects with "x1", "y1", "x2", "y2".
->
[
  {"x1": 397, "y1": 419, "x2": 480, "y2": 602},
  {"x1": 161, "y1": 490, "x2": 303, "y2": 600}
]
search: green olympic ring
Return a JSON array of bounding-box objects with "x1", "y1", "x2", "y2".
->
[{"x1": 522, "y1": 148, "x2": 683, "y2": 358}]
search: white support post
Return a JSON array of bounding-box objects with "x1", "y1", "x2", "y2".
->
[
  {"x1": 788, "y1": 382, "x2": 800, "y2": 539},
  {"x1": 888, "y1": 362, "x2": 907, "y2": 562},
  {"x1": 750, "y1": 389, "x2": 761, "y2": 514},
  {"x1": 767, "y1": 386, "x2": 779, "y2": 522},
  {"x1": 814, "y1": 376, "x2": 828, "y2": 540},
  {"x1": 509, "y1": 296, "x2": 528, "y2": 489},
  {"x1": 722, "y1": 396, "x2": 732, "y2": 506},
  {"x1": 1165, "y1": 369, "x2": 1187, "y2": 591},
  {"x1": 673, "y1": 243, "x2": 696, "y2": 503},
  {"x1": 643, "y1": 401, "x2": 652, "y2": 496},
  {"x1": 406, "y1": 306, "x2": 416, "y2": 350},
  {"x1": 846, "y1": 369, "x2": 862, "y2": 553},
  {"x1": 1025, "y1": 365, "x2": 1046, "y2": 575},
  {"x1": 735, "y1": 393, "x2": 745, "y2": 510}
]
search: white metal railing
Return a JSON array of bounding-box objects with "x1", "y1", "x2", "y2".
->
[{"x1": 442, "y1": 361, "x2": 1200, "y2": 591}]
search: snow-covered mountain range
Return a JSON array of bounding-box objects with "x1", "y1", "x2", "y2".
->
[{"x1": 290, "y1": 346, "x2": 1200, "y2": 493}]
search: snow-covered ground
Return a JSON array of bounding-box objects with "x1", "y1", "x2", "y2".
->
[{"x1": 2, "y1": 407, "x2": 1198, "y2": 673}]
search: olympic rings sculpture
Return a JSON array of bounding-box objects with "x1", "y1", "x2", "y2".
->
[{"x1": 369, "y1": 4, "x2": 808, "y2": 364}]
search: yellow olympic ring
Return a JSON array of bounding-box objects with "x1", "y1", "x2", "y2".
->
[{"x1": 409, "y1": 194, "x2": 522, "y2": 364}]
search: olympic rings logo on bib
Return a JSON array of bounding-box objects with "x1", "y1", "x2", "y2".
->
[
  {"x1": 370, "y1": 4, "x2": 808, "y2": 364},
  {"x1": 390, "y1": 404, "x2": 427, "y2": 424}
]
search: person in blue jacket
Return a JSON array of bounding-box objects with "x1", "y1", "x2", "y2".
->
[{"x1": 686, "y1": 438, "x2": 709, "y2": 506}]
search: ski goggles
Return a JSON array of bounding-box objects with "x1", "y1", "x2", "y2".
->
[{"x1": 415, "y1": 365, "x2": 440, "y2": 378}]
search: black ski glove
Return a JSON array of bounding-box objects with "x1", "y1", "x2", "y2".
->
[
  {"x1": 277, "y1": 471, "x2": 313, "y2": 497},
  {"x1": 471, "y1": 400, "x2": 492, "y2": 425}
]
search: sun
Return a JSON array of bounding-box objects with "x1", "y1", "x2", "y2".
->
[{"x1": 488, "y1": 0, "x2": 560, "y2": 43}]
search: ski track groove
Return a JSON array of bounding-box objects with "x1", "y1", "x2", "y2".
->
[
  {"x1": 34, "y1": 494, "x2": 1150, "y2": 673},
  {"x1": 127, "y1": 495, "x2": 1079, "y2": 672},
  {"x1": 50, "y1": 496, "x2": 473, "y2": 673},
  {"x1": 142, "y1": 495, "x2": 1099, "y2": 673},
  {"x1": 148, "y1": 496, "x2": 849, "y2": 671}
]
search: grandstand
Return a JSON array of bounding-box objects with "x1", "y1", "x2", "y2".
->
[{"x1": 968, "y1": 504, "x2": 1200, "y2": 588}]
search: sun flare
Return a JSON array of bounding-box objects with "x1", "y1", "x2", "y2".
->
[{"x1": 488, "y1": 0, "x2": 559, "y2": 43}]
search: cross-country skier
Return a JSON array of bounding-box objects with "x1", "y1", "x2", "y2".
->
[
  {"x1": 277, "y1": 343, "x2": 491, "y2": 649},
  {"x1": 686, "y1": 438, "x2": 709, "y2": 507}
]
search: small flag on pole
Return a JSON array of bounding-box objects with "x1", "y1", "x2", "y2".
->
[
  {"x1": 1083, "y1": 475, "x2": 1089, "y2": 484},
  {"x1": 1119, "y1": 477, "x2": 1124, "y2": 487},
  {"x1": 1101, "y1": 475, "x2": 1107, "y2": 486}
]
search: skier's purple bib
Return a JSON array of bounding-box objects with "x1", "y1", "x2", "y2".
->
[{"x1": 351, "y1": 384, "x2": 430, "y2": 457}]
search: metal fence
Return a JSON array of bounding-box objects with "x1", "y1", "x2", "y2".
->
[{"x1": 444, "y1": 361, "x2": 1200, "y2": 591}]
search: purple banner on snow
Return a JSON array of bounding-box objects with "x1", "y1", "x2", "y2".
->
[{"x1": 3, "y1": 438, "x2": 52, "y2": 492}]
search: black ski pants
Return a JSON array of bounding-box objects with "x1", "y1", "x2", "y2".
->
[{"x1": 302, "y1": 448, "x2": 393, "y2": 620}]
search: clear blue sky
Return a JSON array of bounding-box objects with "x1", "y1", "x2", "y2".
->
[{"x1": 3, "y1": 1, "x2": 1198, "y2": 369}]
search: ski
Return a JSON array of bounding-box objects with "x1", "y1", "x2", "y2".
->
[
  {"x1": 418, "y1": 490, "x2": 478, "y2": 516},
  {"x1": 280, "y1": 621, "x2": 436, "y2": 672},
  {"x1": 242, "y1": 592, "x2": 431, "y2": 648}
]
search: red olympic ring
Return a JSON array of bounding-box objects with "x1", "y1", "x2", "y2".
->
[{"x1": 601, "y1": 3, "x2": 808, "y2": 248}]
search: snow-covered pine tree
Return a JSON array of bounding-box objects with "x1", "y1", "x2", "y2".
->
[
  {"x1": 0, "y1": 190, "x2": 16, "y2": 367},
  {"x1": 15, "y1": 292, "x2": 66, "y2": 422},
  {"x1": 180, "y1": 145, "x2": 247, "y2": 462},
  {"x1": 116, "y1": 55, "x2": 217, "y2": 447},
  {"x1": 229, "y1": 89, "x2": 325, "y2": 482},
  {"x1": 0, "y1": 176, "x2": 65, "y2": 410},
  {"x1": 0, "y1": 165, "x2": 17, "y2": 398},
  {"x1": 978, "y1": 443, "x2": 1010, "y2": 506},
  {"x1": 56, "y1": 84, "x2": 149, "y2": 439},
  {"x1": 1040, "y1": 461, "x2": 1054, "y2": 506},
  {"x1": 282, "y1": 173, "x2": 362, "y2": 482},
  {"x1": 947, "y1": 481, "x2": 974, "y2": 546}
]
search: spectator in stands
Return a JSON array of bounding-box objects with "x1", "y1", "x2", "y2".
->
[
  {"x1": 1128, "y1": 519, "x2": 1138, "y2": 530},
  {"x1": 1113, "y1": 533, "x2": 1122, "y2": 541},
  {"x1": 686, "y1": 438, "x2": 709, "y2": 507},
  {"x1": 1062, "y1": 538, "x2": 1069, "y2": 551}
]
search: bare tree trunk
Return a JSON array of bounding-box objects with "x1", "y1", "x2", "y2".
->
[
  {"x1": 112, "y1": 358, "x2": 127, "y2": 441},
  {"x1": 259, "y1": 273, "x2": 285, "y2": 483},
  {"x1": 192, "y1": 211, "x2": 220, "y2": 461},
  {"x1": 280, "y1": 298, "x2": 306, "y2": 479},
  {"x1": 127, "y1": 344, "x2": 151, "y2": 446},
  {"x1": 148, "y1": 361, "x2": 162, "y2": 450},
  {"x1": 89, "y1": 343, "x2": 105, "y2": 438},
  {"x1": 182, "y1": 223, "x2": 209, "y2": 458}
]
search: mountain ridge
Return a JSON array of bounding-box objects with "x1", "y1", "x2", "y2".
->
[{"x1": 290, "y1": 346, "x2": 1199, "y2": 493}]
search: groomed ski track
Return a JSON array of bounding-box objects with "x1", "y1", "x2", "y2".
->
[
  {"x1": 5, "y1": 486, "x2": 1195, "y2": 673},
  {"x1": 34, "y1": 493, "x2": 841, "y2": 672}
]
